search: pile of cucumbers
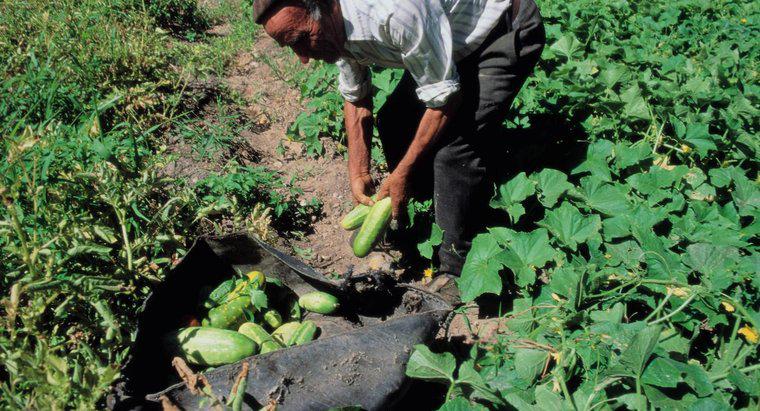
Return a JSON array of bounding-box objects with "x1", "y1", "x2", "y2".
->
[
  {"x1": 166, "y1": 270, "x2": 340, "y2": 367},
  {"x1": 340, "y1": 196, "x2": 393, "y2": 257}
]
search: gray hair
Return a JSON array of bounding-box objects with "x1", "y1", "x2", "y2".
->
[{"x1": 302, "y1": 0, "x2": 329, "y2": 20}]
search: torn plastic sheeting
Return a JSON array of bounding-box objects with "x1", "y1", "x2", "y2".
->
[{"x1": 108, "y1": 232, "x2": 451, "y2": 410}]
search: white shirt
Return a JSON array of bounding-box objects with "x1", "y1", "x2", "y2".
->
[{"x1": 337, "y1": 0, "x2": 512, "y2": 107}]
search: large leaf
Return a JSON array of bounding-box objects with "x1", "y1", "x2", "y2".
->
[
  {"x1": 574, "y1": 177, "x2": 631, "y2": 216},
  {"x1": 489, "y1": 172, "x2": 536, "y2": 223},
  {"x1": 683, "y1": 123, "x2": 717, "y2": 157},
  {"x1": 405, "y1": 344, "x2": 456, "y2": 383},
  {"x1": 620, "y1": 325, "x2": 662, "y2": 375},
  {"x1": 533, "y1": 169, "x2": 573, "y2": 207},
  {"x1": 539, "y1": 202, "x2": 601, "y2": 251},
  {"x1": 641, "y1": 357, "x2": 682, "y2": 388},
  {"x1": 437, "y1": 397, "x2": 488, "y2": 411},
  {"x1": 417, "y1": 223, "x2": 444, "y2": 259},
  {"x1": 458, "y1": 233, "x2": 507, "y2": 302},
  {"x1": 550, "y1": 34, "x2": 581, "y2": 59},
  {"x1": 548, "y1": 266, "x2": 585, "y2": 308},
  {"x1": 500, "y1": 228, "x2": 556, "y2": 287},
  {"x1": 514, "y1": 348, "x2": 548, "y2": 384},
  {"x1": 456, "y1": 360, "x2": 504, "y2": 406},
  {"x1": 683, "y1": 243, "x2": 740, "y2": 291}
]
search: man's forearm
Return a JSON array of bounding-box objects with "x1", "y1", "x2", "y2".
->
[
  {"x1": 394, "y1": 94, "x2": 460, "y2": 177},
  {"x1": 344, "y1": 97, "x2": 374, "y2": 179}
]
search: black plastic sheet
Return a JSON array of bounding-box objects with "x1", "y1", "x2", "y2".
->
[{"x1": 109, "y1": 233, "x2": 450, "y2": 410}]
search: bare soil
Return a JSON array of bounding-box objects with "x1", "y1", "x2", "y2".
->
[{"x1": 197, "y1": 33, "x2": 399, "y2": 276}]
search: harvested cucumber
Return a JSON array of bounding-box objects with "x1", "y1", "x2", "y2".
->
[
  {"x1": 238, "y1": 322, "x2": 282, "y2": 354},
  {"x1": 352, "y1": 197, "x2": 392, "y2": 257},
  {"x1": 202, "y1": 296, "x2": 251, "y2": 330},
  {"x1": 298, "y1": 291, "x2": 339, "y2": 315},
  {"x1": 271, "y1": 322, "x2": 301, "y2": 346},
  {"x1": 288, "y1": 320, "x2": 318, "y2": 346},
  {"x1": 168, "y1": 327, "x2": 257, "y2": 366},
  {"x1": 263, "y1": 310, "x2": 283, "y2": 329},
  {"x1": 340, "y1": 196, "x2": 378, "y2": 230},
  {"x1": 201, "y1": 271, "x2": 266, "y2": 309}
]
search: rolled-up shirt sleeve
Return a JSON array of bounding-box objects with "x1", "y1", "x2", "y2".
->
[
  {"x1": 337, "y1": 58, "x2": 372, "y2": 103},
  {"x1": 388, "y1": 0, "x2": 460, "y2": 107}
]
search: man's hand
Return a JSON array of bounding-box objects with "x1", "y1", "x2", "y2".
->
[
  {"x1": 377, "y1": 169, "x2": 409, "y2": 220},
  {"x1": 351, "y1": 172, "x2": 375, "y2": 206}
]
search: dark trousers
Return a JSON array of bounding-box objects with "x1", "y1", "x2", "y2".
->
[{"x1": 376, "y1": 0, "x2": 545, "y2": 275}]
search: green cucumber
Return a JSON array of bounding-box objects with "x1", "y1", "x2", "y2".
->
[
  {"x1": 340, "y1": 196, "x2": 378, "y2": 230},
  {"x1": 352, "y1": 197, "x2": 392, "y2": 257},
  {"x1": 298, "y1": 291, "x2": 340, "y2": 315},
  {"x1": 238, "y1": 322, "x2": 282, "y2": 354},
  {"x1": 168, "y1": 327, "x2": 257, "y2": 366},
  {"x1": 263, "y1": 310, "x2": 283, "y2": 329},
  {"x1": 287, "y1": 320, "x2": 318, "y2": 346},
  {"x1": 202, "y1": 296, "x2": 251, "y2": 330},
  {"x1": 271, "y1": 322, "x2": 301, "y2": 346}
]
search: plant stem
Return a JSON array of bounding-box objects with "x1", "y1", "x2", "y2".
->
[
  {"x1": 444, "y1": 380, "x2": 456, "y2": 401},
  {"x1": 648, "y1": 294, "x2": 697, "y2": 325},
  {"x1": 643, "y1": 290, "x2": 673, "y2": 322},
  {"x1": 710, "y1": 363, "x2": 760, "y2": 383},
  {"x1": 5, "y1": 199, "x2": 39, "y2": 279},
  {"x1": 555, "y1": 370, "x2": 577, "y2": 411}
]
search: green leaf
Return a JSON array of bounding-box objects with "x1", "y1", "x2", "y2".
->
[
  {"x1": 436, "y1": 397, "x2": 488, "y2": 411},
  {"x1": 458, "y1": 234, "x2": 506, "y2": 302},
  {"x1": 539, "y1": 202, "x2": 601, "y2": 251},
  {"x1": 683, "y1": 243, "x2": 739, "y2": 291},
  {"x1": 405, "y1": 344, "x2": 456, "y2": 383},
  {"x1": 731, "y1": 172, "x2": 760, "y2": 216},
  {"x1": 641, "y1": 357, "x2": 681, "y2": 388},
  {"x1": 500, "y1": 228, "x2": 556, "y2": 287},
  {"x1": 683, "y1": 123, "x2": 718, "y2": 157},
  {"x1": 676, "y1": 362, "x2": 714, "y2": 397},
  {"x1": 249, "y1": 289, "x2": 268, "y2": 310},
  {"x1": 618, "y1": 324, "x2": 662, "y2": 376},
  {"x1": 550, "y1": 34, "x2": 581, "y2": 59},
  {"x1": 533, "y1": 169, "x2": 573, "y2": 207},
  {"x1": 490, "y1": 172, "x2": 536, "y2": 223},
  {"x1": 616, "y1": 393, "x2": 647, "y2": 411},
  {"x1": 514, "y1": 348, "x2": 548, "y2": 383},
  {"x1": 534, "y1": 385, "x2": 565, "y2": 411},
  {"x1": 505, "y1": 297, "x2": 535, "y2": 335},
  {"x1": 417, "y1": 223, "x2": 444, "y2": 259},
  {"x1": 548, "y1": 266, "x2": 584, "y2": 308},
  {"x1": 456, "y1": 360, "x2": 504, "y2": 406},
  {"x1": 574, "y1": 177, "x2": 631, "y2": 216},
  {"x1": 613, "y1": 142, "x2": 651, "y2": 171}
]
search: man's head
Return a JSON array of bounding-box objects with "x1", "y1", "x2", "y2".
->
[{"x1": 255, "y1": 0, "x2": 345, "y2": 64}]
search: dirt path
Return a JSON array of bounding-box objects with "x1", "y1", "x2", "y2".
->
[{"x1": 221, "y1": 35, "x2": 398, "y2": 276}]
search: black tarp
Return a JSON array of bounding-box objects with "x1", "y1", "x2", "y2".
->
[{"x1": 108, "y1": 233, "x2": 450, "y2": 410}]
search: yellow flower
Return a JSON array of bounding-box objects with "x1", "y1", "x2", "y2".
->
[
  {"x1": 738, "y1": 326, "x2": 759, "y2": 344},
  {"x1": 721, "y1": 301, "x2": 735, "y2": 313},
  {"x1": 740, "y1": 18, "x2": 747, "y2": 23},
  {"x1": 423, "y1": 268, "x2": 434, "y2": 278},
  {"x1": 551, "y1": 293, "x2": 565, "y2": 302},
  {"x1": 681, "y1": 144, "x2": 692, "y2": 154}
]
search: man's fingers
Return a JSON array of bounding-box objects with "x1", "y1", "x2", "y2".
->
[
  {"x1": 375, "y1": 185, "x2": 389, "y2": 200},
  {"x1": 356, "y1": 193, "x2": 374, "y2": 206},
  {"x1": 391, "y1": 197, "x2": 402, "y2": 220}
]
